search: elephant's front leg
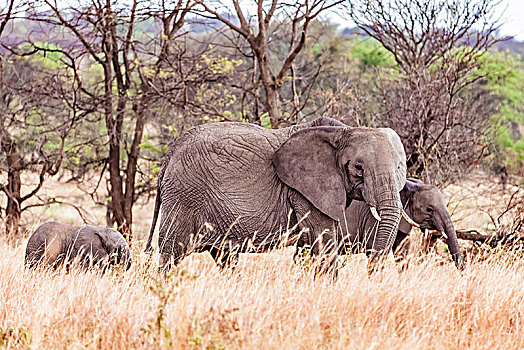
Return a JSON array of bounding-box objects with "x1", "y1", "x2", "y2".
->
[
  {"x1": 392, "y1": 230, "x2": 410, "y2": 272},
  {"x1": 293, "y1": 234, "x2": 312, "y2": 264},
  {"x1": 311, "y1": 228, "x2": 339, "y2": 277},
  {"x1": 91, "y1": 249, "x2": 111, "y2": 271},
  {"x1": 290, "y1": 197, "x2": 340, "y2": 277}
]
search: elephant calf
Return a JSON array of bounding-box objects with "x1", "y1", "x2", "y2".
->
[
  {"x1": 297, "y1": 178, "x2": 465, "y2": 270},
  {"x1": 25, "y1": 221, "x2": 132, "y2": 270}
]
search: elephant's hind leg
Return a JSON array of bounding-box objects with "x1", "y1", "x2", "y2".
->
[
  {"x1": 25, "y1": 246, "x2": 45, "y2": 269},
  {"x1": 158, "y1": 240, "x2": 188, "y2": 272},
  {"x1": 208, "y1": 247, "x2": 239, "y2": 269},
  {"x1": 26, "y1": 237, "x2": 63, "y2": 269},
  {"x1": 157, "y1": 205, "x2": 195, "y2": 271}
]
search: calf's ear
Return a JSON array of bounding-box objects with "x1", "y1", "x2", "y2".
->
[{"x1": 399, "y1": 180, "x2": 422, "y2": 234}]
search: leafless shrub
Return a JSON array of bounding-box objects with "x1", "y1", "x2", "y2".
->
[
  {"x1": 347, "y1": 0, "x2": 502, "y2": 185},
  {"x1": 196, "y1": 0, "x2": 345, "y2": 126}
]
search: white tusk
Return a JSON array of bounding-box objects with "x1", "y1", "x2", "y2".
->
[
  {"x1": 370, "y1": 207, "x2": 381, "y2": 222},
  {"x1": 402, "y1": 209, "x2": 420, "y2": 228},
  {"x1": 440, "y1": 231, "x2": 448, "y2": 239}
]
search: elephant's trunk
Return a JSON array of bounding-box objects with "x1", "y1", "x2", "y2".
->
[
  {"x1": 118, "y1": 246, "x2": 132, "y2": 271},
  {"x1": 441, "y1": 214, "x2": 465, "y2": 270},
  {"x1": 373, "y1": 190, "x2": 402, "y2": 253},
  {"x1": 366, "y1": 191, "x2": 402, "y2": 273}
]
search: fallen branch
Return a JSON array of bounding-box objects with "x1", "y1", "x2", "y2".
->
[{"x1": 431, "y1": 230, "x2": 524, "y2": 246}]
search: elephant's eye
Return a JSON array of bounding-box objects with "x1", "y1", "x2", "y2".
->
[
  {"x1": 355, "y1": 164, "x2": 363, "y2": 172},
  {"x1": 427, "y1": 206, "x2": 434, "y2": 213}
]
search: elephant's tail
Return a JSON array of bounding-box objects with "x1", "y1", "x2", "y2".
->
[
  {"x1": 144, "y1": 141, "x2": 176, "y2": 254},
  {"x1": 144, "y1": 191, "x2": 161, "y2": 254}
]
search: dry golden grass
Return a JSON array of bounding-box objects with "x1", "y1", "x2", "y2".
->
[
  {"x1": 1, "y1": 171, "x2": 523, "y2": 349},
  {"x1": 1, "y1": 239, "x2": 524, "y2": 349}
]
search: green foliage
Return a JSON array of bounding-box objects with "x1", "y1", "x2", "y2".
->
[
  {"x1": 44, "y1": 203, "x2": 60, "y2": 218},
  {"x1": 188, "y1": 324, "x2": 205, "y2": 348},
  {"x1": 189, "y1": 53, "x2": 245, "y2": 124},
  {"x1": 84, "y1": 61, "x2": 105, "y2": 85},
  {"x1": 477, "y1": 51, "x2": 524, "y2": 167},
  {"x1": 312, "y1": 43, "x2": 322, "y2": 57},
  {"x1": 294, "y1": 246, "x2": 314, "y2": 269},
  {"x1": 140, "y1": 272, "x2": 176, "y2": 348},
  {"x1": 201, "y1": 54, "x2": 242, "y2": 75},
  {"x1": 188, "y1": 321, "x2": 229, "y2": 350},
  {"x1": 259, "y1": 112, "x2": 271, "y2": 129},
  {"x1": 140, "y1": 134, "x2": 161, "y2": 154},
  {"x1": 350, "y1": 37, "x2": 395, "y2": 68},
  {"x1": 19, "y1": 42, "x2": 65, "y2": 69}
]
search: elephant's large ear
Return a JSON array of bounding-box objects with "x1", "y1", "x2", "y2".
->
[
  {"x1": 400, "y1": 179, "x2": 421, "y2": 208},
  {"x1": 95, "y1": 228, "x2": 127, "y2": 253},
  {"x1": 399, "y1": 180, "x2": 421, "y2": 233},
  {"x1": 273, "y1": 126, "x2": 346, "y2": 221},
  {"x1": 404, "y1": 179, "x2": 422, "y2": 195}
]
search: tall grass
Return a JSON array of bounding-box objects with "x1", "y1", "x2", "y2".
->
[{"x1": 1, "y1": 240, "x2": 523, "y2": 349}]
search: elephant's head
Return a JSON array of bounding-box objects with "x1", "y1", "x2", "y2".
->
[
  {"x1": 273, "y1": 126, "x2": 407, "y2": 257},
  {"x1": 95, "y1": 227, "x2": 132, "y2": 270},
  {"x1": 401, "y1": 178, "x2": 465, "y2": 269}
]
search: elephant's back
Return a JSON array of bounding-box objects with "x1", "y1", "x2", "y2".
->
[
  {"x1": 171, "y1": 122, "x2": 285, "y2": 157},
  {"x1": 25, "y1": 221, "x2": 78, "y2": 267},
  {"x1": 160, "y1": 122, "x2": 292, "y2": 242},
  {"x1": 165, "y1": 122, "x2": 285, "y2": 181}
]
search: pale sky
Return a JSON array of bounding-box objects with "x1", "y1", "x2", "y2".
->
[
  {"x1": 322, "y1": 0, "x2": 524, "y2": 41},
  {"x1": 499, "y1": 0, "x2": 524, "y2": 40},
  {"x1": 16, "y1": 0, "x2": 524, "y2": 41}
]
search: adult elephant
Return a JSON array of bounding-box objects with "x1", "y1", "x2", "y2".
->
[
  {"x1": 25, "y1": 221, "x2": 132, "y2": 270},
  {"x1": 144, "y1": 117, "x2": 409, "y2": 273},
  {"x1": 297, "y1": 178, "x2": 465, "y2": 270}
]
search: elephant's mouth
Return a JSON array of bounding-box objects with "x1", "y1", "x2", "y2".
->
[
  {"x1": 347, "y1": 181, "x2": 364, "y2": 205},
  {"x1": 425, "y1": 222, "x2": 448, "y2": 238},
  {"x1": 421, "y1": 219, "x2": 438, "y2": 232}
]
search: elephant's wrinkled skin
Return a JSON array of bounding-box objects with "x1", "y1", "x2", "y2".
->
[
  {"x1": 25, "y1": 221, "x2": 132, "y2": 270},
  {"x1": 298, "y1": 178, "x2": 465, "y2": 270},
  {"x1": 145, "y1": 117, "x2": 407, "y2": 273}
]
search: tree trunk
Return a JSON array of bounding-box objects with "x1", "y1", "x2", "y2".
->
[
  {"x1": 255, "y1": 44, "x2": 282, "y2": 126},
  {"x1": 121, "y1": 99, "x2": 148, "y2": 242},
  {"x1": 112, "y1": 94, "x2": 132, "y2": 240},
  {"x1": 0, "y1": 127, "x2": 22, "y2": 238},
  {"x1": 106, "y1": 199, "x2": 115, "y2": 228},
  {"x1": 264, "y1": 84, "x2": 282, "y2": 127},
  {"x1": 0, "y1": 55, "x2": 22, "y2": 238},
  {"x1": 108, "y1": 137, "x2": 130, "y2": 235},
  {"x1": 101, "y1": 59, "x2": 131, "y2": 239}
]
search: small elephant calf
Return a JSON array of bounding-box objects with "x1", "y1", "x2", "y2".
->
[
  {"x1": 25, "y1": 221, "x2": 132, "y2": 270},
  {"x1": 296, "y1": 178, "x2": 465, "y2": 270}
]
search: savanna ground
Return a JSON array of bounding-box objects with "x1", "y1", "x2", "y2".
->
[{"x1": 0, "y1": 171, "x2": 523, "y2": 349}]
